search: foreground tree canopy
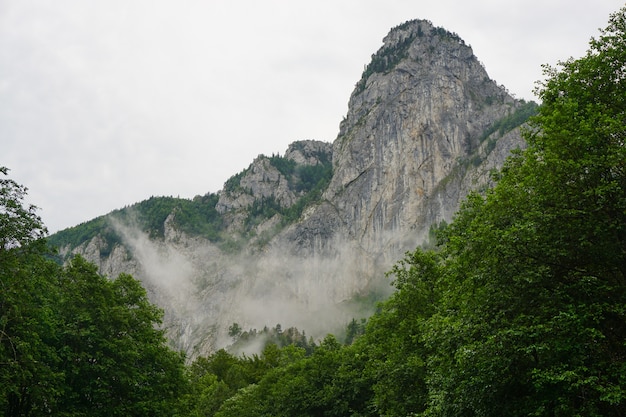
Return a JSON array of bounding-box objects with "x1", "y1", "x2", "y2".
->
[
  {"x1": 0, "y1": 169, "x2": 187, "y2": 416},
  {"x1": 2, "y1": 7, "x2": 625, "y2": 417}
]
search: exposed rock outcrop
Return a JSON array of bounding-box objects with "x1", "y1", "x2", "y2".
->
[
  {"x1": 55, "y1": 19, "x2": 531, "y2": 359},
  {"x1": 279, "y1": 19, "x2": 524, "y2": 265}
]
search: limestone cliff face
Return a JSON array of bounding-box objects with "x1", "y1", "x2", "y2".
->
[
  {"x1": 216, "y1": 140, "x2": 332, "y2": 215},
  {"x1": 281, "y1": 19, "x2": 524, "y2": 264},
  {"x1": 58, "y1": 20, "x2": 531, "y2": 359},
  {"x1": 214, "y1": 140, "x2": 333, "y2": 236}
]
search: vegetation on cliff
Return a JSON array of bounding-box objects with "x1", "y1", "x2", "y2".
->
[
  {"x1": 48, "y1": 193, "x2": 223, "y2": 255},
  {"x1": 48, "y1": 144, "x2": 333, "y2": 258},
  {"x1": 355, "y1": 19, "x2": 465, "y2": 94},
  {"x1": 244, "y1": 152, "x2": 333, "y2": 229}
]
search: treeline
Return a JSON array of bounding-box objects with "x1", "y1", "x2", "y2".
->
[
  {"x1": 227, "y1": 323, "x2": 316, "y2": 355},
  {"x1": 49, "y1": 148, "x2": 333, "y2": 256},
  {"x1": 47, "y1": 193, "x2": 223, "y2": 252}
]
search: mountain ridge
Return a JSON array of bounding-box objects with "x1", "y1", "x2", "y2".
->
[{"x1": 49, "y1": 18, "x2": 537, "y2": 359}]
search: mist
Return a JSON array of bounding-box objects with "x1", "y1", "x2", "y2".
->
[{"x1": 106, "y1": 215, "x2": 395, "y2": 360}]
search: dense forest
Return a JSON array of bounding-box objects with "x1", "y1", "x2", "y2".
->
[{"x1": 2, "y1": 7, "x2": 625, "y2": 416}]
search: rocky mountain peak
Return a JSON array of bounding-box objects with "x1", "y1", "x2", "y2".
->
[
  {"x1": 303, "y1": 18, "x2": 522, "y2": 256},
  {"x1": 50, "y1": 20, "x2": 535, "y2": 359}
]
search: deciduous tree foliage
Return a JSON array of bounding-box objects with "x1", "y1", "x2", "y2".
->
[
  {"x1": 423, "y1": 7, "x2": 626, "y2": 415},
  {"x1": 0, "y1": 167, "x2": 46, "y2": 251},
  {"x1": 55, "y1": 257, "x2": 187, "y2": 416},
  {"x1": 0, "y1": 168, "x2": 61, "y2": 415},
  {"x1": 0, "y1": 168, "x2": 187, "y2": 417}
]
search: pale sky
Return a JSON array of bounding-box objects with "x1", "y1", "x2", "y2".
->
[{"x1": 2, "y1": 0, "x2": 623, "y2": 233}]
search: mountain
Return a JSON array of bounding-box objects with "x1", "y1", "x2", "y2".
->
[{"x1": 49, "y1": 19, "x2": 537, "y2": 359}]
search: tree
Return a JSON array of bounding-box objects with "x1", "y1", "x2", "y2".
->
[
  {"x1": 0, "y1": 167, "x2": 46, "y2": 252},
  {"x1": 359, "y1": 249, "x2": 441, "y2": 416},
  {"x1": 228, "y1": 323, "x2": 242, "y2": 340},
  {"x1": 0, "y1": 250, "x2": 62, "y2": 416},
  {"x1": 0, "y1": 167, "x2": 61, "y2": 415},
  {"x1": 0, "y1": 167, "x2": 187, "y2": 416},
  {"x1": 423, "y1": 7, "x2": 626, "y2": 416},
  {"x1": 182, "y1": 343, "x2": 309, "y2": 417},
  {"x1": 54, "y1": 256, "x2": 187, "y2": 416}
]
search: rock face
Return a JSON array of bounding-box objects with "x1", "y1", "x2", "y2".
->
[
  {"x1": 280, "y1": 19, "x2": 523, "y2": 268},
  {"x1": 218, "y1": 141, "x2": 332, "y2": 212},
  {"x1": 57, "y1": 19, "x2": 530, "y2": 359}
]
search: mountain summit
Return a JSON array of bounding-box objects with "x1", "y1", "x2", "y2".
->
[
  {"x1": 289, "y1": 19, "x2": 525, "y2": 255},
  {"x1": 50, "y1": 19, "x2": 536, "y2": 358}
]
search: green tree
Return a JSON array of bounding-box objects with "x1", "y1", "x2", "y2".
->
[
  {"x1": 343, "y1": 318, "x2": 366, "y2": 345},
  {"x1": 180, "y1": 365, "x2": 231, "y2": 417},
  {"x1": 0, "y1": 249, "x2": 62, "y2": 416},
  {"x1": 0, "y1": 167, "x2": 46, "y2": 251},
  {"x1": 183, "y1": 344, "x2": 308, "y2": 417},
  {"x1": 361, "y1": 250, "x2": 441, "y2": 416},
  {"x1": 228, "y1": 323, "x2": 242, "y2": 340},
  {"x1": 423, "y1": 7, "x2": 626, "y2": 416},
  {"x1": 0, "y1": 167, "x2": 61, "y2": 415},
  {"x1": 0, "y1": 167, "x2": 187, "y2": 416},
  {"x1": 238, "y1": 335, "x2": 346, "y2": 417},
  {"x1": 55, "y1": 256, "x2": 187, "y2": 416}
]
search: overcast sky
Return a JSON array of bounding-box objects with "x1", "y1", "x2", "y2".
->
[{"x1": 2, "y1": 1, "x2": 624, "y2": 233}]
